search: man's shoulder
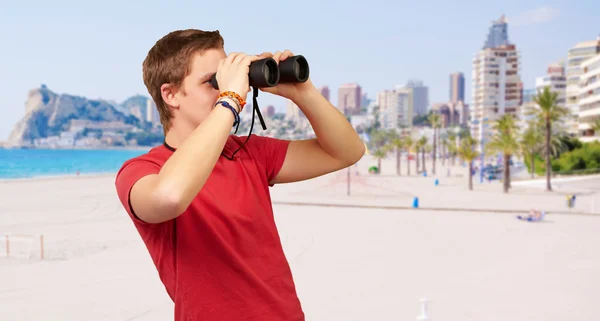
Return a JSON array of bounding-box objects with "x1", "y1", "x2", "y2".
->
[
  {"x1": 117, "y1": 144, "x2": 170, "y2": 176},
  {"x1": 230, "y1": 134, "x2": 289, "y2": 151}
]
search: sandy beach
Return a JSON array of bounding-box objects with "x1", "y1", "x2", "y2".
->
[{"x1": 1, "y1": 155, "x2": 598, "y2": 321}]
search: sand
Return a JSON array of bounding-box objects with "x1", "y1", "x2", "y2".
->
[{"x1": 0, "y1": 155, "x2": 598, "y2": 321}]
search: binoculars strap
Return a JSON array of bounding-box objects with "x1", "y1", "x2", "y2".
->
[{"x1": 223, "y1": 87, "x2": 268, "y2": 160}]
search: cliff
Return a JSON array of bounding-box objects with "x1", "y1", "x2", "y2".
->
[{"x1": 7, "y1": 85, "x2": 150, "y2": 146}]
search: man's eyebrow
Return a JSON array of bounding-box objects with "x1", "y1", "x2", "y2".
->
[{"x1": 199, "y1": 72, "x2": 215, "y2": 83}]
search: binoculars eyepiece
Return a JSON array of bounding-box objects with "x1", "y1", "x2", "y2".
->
[{"x1": 210, "y1": 55, "x2": 309, "y2": 90}]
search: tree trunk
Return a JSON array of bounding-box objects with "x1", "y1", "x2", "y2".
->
[
  {"x1": 396, "y1": 148, "x2": 401, "y2": 176},
  {"x1": 545, "y1": 118, "x2": 552, "y2": 191},
  {"x1": 508, "y1": 155, "x2": 512, "y2": 188},
  {"x1": 407, "y1": 153, "x2": 411, "y2": 176},
  {"x1": 468, "y1": 161, "x2": 473, "y2": 190},
  {"x1": 530, "y1": 152, "x2": 535, "y2": 178},
  {"x1": 422, "y1": 148, "x2": 426, "y2": 173},
  {"x1": 416, "y1": 149, "x2": 420, "y2": 173},
  {"x1": 441, "y1": 145, "x2": 445, "y2": 166},
  {"x1": 503, "y1": 153, "x2": 510, "y2": 193},
  {"x1": 433, "y1": 129, "x2": 437, "y2": 174},
  {"x1": 378, "y1": 158, "x2": 382, "y2": 174}
]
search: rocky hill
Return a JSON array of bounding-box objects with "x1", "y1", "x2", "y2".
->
[{"x1": 7, "y1": 85, "x2": 152, "y2": 146}]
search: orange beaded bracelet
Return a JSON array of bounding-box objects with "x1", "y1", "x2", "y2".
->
[{"x1": 219, "y1": 91, "x2": 246, "y2": 110}]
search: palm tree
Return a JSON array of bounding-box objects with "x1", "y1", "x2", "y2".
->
[
  {"x1": 417, "y1": 136, "x2": 428, "y2": 173},
  {"x1": 414, "y1": 137, "x2": 421, "y2": 173},
  {"x1": 372, "y1": 147, "x2": 388, "y2": 174},
  {"x1": 404, "y1": 136, "x2": 414, "y2": 176},
  {"x1": 447, "y1": 131, "x2": 458, "y2": 166},
  {"x1": 429, "y1": 113, "x2": 442, "y2": 174},
  {"x1": 390, "y1": 136, "x2": 404, "y2": 176},
  {"x1": 458, "y1": 136, "x2": 480, "y2": 190},
  {"x1": 529, "y1": 86, "x2": 570, "y2": 191},
  {"x1": 486, "y1": 114, "x2": 520, "y2": 193},
  {"x1": 520, "y1": 120, "x2": 544, "y2": 178},
  {"x1": 440, "y1": 134, "x2": 448, "y2": 166}
]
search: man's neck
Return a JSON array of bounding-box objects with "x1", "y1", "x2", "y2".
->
[{"x1": 164, "y1": 123, "x2": 195, "y2": 149}]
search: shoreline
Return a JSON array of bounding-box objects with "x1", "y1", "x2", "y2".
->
[
  {"x1": 0, "y1": 171, "x2": 118, "y2": 183},
  {"x1": 0, "y1": 146, "x2": 154, "y2": 151}
]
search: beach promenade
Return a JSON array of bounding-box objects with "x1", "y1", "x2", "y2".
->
[{"x1": 0, "y1": 155, "x2": 598, "y2": 321}]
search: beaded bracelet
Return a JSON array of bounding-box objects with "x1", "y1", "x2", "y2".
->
[{"x1": 219, "y1": 91, "x2": 246, "y2": 110}]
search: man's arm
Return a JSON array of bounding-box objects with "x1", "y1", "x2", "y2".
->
[
  {"x1": 270, "y1": 87, "x2": 365, "y2": 185},
  {"x1": 128, "y1": 102, "x2": 238, "y2": 224}
]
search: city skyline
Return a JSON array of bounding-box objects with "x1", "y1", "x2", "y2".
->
[{"x1": 1, "y1": 1, "x2": 599, "y2": 139}]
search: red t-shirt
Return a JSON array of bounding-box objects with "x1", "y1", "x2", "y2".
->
[{"x1": 114, "y1": 134, "x2": 305, "y2": 321}]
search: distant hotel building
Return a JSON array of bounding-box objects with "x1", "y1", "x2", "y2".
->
[
  {"x1": 449, "y1": 72, "x2": 465, "y2": 103},
  {"x1": 470, "y1": 15, "x2": 522, "y2": 148},
  {"x1": 318, "y1": 85, "x2": 330, "y2": 101},
  {"x1": 404, "y1": 80, "x2": 429, "y2": 116},
  {"x1": 431, "y1": 101, "x2": 469, "y2": 128},
  {"x1": 377, "y1": 88, "x2": 412, "y2": 130},
  {"x1": 146, "y1": 98, "x2": 160, "y2": 125},
  {"x1": 265, "y1": 105, "x2": 276, "y2": 118},
  {"x1": 567, "y1": 36, "x2": 600, "y2": 136},
  {"x1": 431, "y1": 72, "x2": 468, "y2": 128},
  {"x1": 518, "y1": 62, "x2": 568, "y2": 132},
  {"x1": 578, "y1": 54, "x2": 600, "y2": 141},
  {"x1": 338, "y1": 83, "x2": 362, "y2": 115},
  {"x1": 536, "y1": 62, "x2": 567, "y2": 106}
]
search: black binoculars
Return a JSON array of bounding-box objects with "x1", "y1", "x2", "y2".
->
[{"x1": 210, "y1": 55, "x2": 309, "y2": 90}]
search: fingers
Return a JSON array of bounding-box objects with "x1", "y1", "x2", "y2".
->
[
  {"x1": 258, "y1": 52, "x2": 273, "y2": 59},
  {"x1": 256, "y1": 50, "x2": 294, "y2": 63},
  {"x1": 232, "y1": 53, "x2": 247, "y2": 65},
  {"x1": 241, "y1": 54, "x2": 261, "y2": 67},
  {"x1": 281, "y1": 49, "x2": 294, "y2": 61},
  {"x1": 225, "y1": 52, "x2": 239, "y2": 65}
]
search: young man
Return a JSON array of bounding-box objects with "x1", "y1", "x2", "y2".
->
[{"x1": 115, "y1": 29, "x2": 365, "y2": 321}]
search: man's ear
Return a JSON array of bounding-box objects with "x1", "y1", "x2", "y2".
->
[{"x1": 161, "y1": 83, "x2": 180, "y2": 109}]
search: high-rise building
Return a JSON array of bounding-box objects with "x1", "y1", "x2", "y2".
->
[
  {"x1": 431, "y1": 101, "x2": 469, "y2": 128},
  {"x1": 566, "y1": 36, "x2": 600, "y2": 136},
  {"x1": 285, "y1": 99, "x2": 303, "y2": 121},
  {"x1": 361, "y1": 93, "x2": 372, "y2": 112},
  {"x1": 536, "y1": 62, "x2": 567, "y2": 104},
  {"x1": 470, "y1": 15, "x2": 522, "y2": 149},
  {"x1": 318, "y1": 86, "x2": 330, "y2": 101},
  {"x1": 519, "y1": 62, "x2": 568, "y2": 132},
  {"x1": 377, "y1": 89, "x2": 412, "y2": 130},
  {"x1": 449, "y1": 72, "x2": 465, "y2": 103},
  {"x1": 265, "y1": 105, "x2": 276, "y2": 118},
  {"x1": 482, "y1": 15, "x2": 510, "y2": 49},
  {"x1": 404, "y1": 80, "x2": 429, "y2": 116},
  {"x1": 146, "y1": 98, "x2": 160, "y2": 125},
  {"x1": 338, "y1": 83, "x2": 362, "y2": 115},
  {"x1": 578, "y1": 54, "x2": 600, "y2": 141}
]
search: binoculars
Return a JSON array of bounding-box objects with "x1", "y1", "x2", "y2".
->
[{"x1": 210, "y1": 55, "x2": 309, "y2": 90}]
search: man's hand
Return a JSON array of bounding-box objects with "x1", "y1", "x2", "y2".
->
[
  {"x1": 216, "y1": 52, "x2": 261, "y2": 104},
  {"x1": 256, "y1": 49, "x2": 315, "y2": 101}
]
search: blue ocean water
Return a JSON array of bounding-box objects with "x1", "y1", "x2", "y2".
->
[{"x1": 0, "y1": 148, "x2": 151, "y2": 179}]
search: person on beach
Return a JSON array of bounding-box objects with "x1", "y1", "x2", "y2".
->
[
  {"x1": 517, "y1": 208, "x2": 545, "y2": 222},
  {"x1": 114, "y1": 29, "x2": 365, "y2": 321}
]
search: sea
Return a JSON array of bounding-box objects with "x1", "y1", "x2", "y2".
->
[{"x1": 0, "y1": 148, "x2": 152, "y2": 180}]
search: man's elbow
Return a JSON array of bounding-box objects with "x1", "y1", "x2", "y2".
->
[{"x1": 344, "y1": 142, "x2": 366, "y2": 166}]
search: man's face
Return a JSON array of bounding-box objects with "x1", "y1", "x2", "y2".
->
[{"x1": 174, "y1": 48, "x2": 226, "y2": 129}]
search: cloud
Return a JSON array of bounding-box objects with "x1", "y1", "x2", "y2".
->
[{"x1": 508, "y1": 6, "x2": 560, "y2": 26}]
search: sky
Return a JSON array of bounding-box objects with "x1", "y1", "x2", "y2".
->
[{"x1": 0, "y1": 0, "x2": 598, "y2": 139}]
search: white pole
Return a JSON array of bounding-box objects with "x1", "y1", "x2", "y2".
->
[{"x1": 417, "y1": 297, "x2": 431, "y2": 321}]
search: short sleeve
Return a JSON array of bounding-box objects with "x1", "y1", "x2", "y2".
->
[
  {"x1": 247, "y1": 134, "x2": 290, "y2": 185},
  {"x1": 115, "y1": 158, "x2": 162, "y2": 227}
]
